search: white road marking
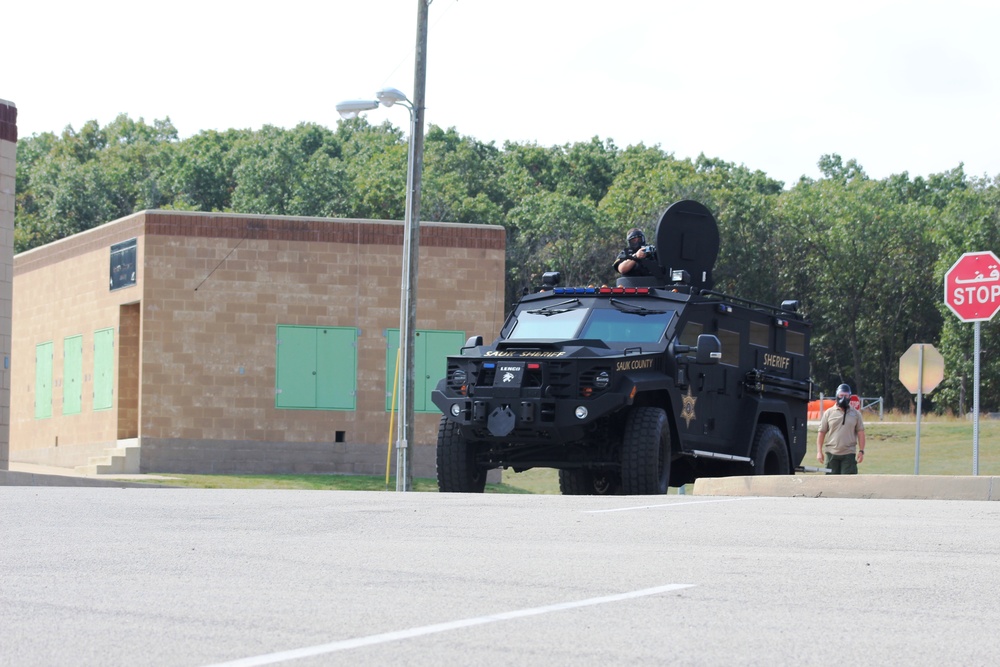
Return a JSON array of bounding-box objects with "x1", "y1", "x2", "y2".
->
[
  {"x1": 205, "y1": 584, "x2": 695, "y2": 667},
  {"x1": 584, "y1": 496, "x2": 766, "y2": 513}
]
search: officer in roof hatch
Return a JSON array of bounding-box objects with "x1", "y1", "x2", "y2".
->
[
  {"x1": 613, "y1": 227, "x2": 658, "y2": 277},
  {"x1": 816, "y1": 383, "x2": 866, "y2": 474}
]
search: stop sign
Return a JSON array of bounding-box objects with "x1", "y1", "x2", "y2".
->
[
  {"x1": 899, "y1": 343, "x2": 944, "y2": 394},
  {"x1": 944, "y1": 251, "x2": 1000, "y2": 322}
]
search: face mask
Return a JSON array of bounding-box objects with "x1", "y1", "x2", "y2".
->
[{"x1": 837, "y1": 395, "x2": 850, "y2": 409}]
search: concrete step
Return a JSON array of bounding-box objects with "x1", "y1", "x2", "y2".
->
[{"x1": 75, "y1": 445, "x2": 140, "y2": 475}]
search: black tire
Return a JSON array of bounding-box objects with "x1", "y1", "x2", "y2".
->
[
  {"x1": 559, "y1": 469, "x2": 620, "y2": 495},
  {"x1": 751, "y1": 424, "x2": 791, "y2": 475},
  {"x1": 436, "y1": 416, "x2": 487, "y2": 493},
  {"x1": 621, "y1": 407, "x2": 671, "y2": 495}
]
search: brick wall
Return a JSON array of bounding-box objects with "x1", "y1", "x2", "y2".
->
[
  {"x1": 0, "y1": 99, "x2": 16, "y2": 470},
  {"x1": 11, "y1": 214, "x2": 145, "y2": 467},
  {"x1": 12, "y1": 210, "x2": 506, "y2": 478}
]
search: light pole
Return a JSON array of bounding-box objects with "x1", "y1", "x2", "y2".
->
[
  {"x1": 337, "y1": 89, "x2": 419, "y2": 492},
  {"x1": 336, "y1": 1, "x2": 429, "y2": 492}
]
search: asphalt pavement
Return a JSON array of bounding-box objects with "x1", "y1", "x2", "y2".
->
[{"x1": 3, "y1": 487, "x2": 999, "y2": 666}]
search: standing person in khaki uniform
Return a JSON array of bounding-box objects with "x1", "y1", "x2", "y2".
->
[{"x1": 816, "y1": 383, "x2": 866, "y2": 474}]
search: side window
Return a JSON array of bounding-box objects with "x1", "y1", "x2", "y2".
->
[
  {"x1": 35, "y1": 342, "x2": 53, "y2": 419},
  {"x1": 749, "y1": 321, "x2": 769, "y2": 348},
  {"x1": 718, "y1": 328, "x2": 741, "y2": 367},
  {"x1": 110, "y1": 238, "x2": 137, "y2": 291},
  {"x1": 386, "y1": 329, "x2": 466, "y2": 413},
  {"x1": 63, "y1": 335, "x2": 83, "y2": 415},
  {"x1": 275, "y1": 325, "x2": 357, "y2": 410},
  {"x1": 93, "y1": 328, "x2": 115, "y2": 411},
  {"x1": 678, "y1": 321, "x2": 704, "y2": 348},
  {"x1": 786, "y1": 329, "x2": 806, "y2": 356}
]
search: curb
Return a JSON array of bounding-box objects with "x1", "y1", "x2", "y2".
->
[
  {"x1": 0, "y1": 470, "x2": 170, "y2": 488},
  {"x1": 693, "y1": 474, "x2": 1000, "y2": 501}
]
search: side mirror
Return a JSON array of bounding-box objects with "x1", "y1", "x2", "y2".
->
[
  {"x1": 461, "y1": 335, "x2": 484, "y2": 355},
  {"x1": 696, "y1": 334, "x2": 722, "y2": 365}
]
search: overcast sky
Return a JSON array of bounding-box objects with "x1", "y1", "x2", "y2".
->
[{"x1": 6, "y1": 0, "x2": 998, "y2": 186}]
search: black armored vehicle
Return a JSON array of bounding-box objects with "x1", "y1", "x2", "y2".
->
[{"x1": 432, "y1": 200, "x2": 812, "y2": 494}]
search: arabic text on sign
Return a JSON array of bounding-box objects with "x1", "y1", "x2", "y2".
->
[{"x1": 953, "y1": 265, "x2": 1000, "y2": 285}]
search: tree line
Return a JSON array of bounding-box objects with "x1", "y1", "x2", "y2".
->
[{"x1": 14, "y1": 114, "x2": 1000, "y2": 413}]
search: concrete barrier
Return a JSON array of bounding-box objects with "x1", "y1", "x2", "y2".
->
[{"x1": 694, "y1": 474, "x2": 1000, "y2": 501}]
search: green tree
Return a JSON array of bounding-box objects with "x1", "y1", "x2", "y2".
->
[
  {"x1": 776, "y1": 160, "x2": 941, "y2": 406},
  {"x1": 934, "y1": 175, "x2": 1000, "y2": 413},
  {"x1": 230, "y1": 123, "x2": 348, "y2": 216},
  {"x1": 165, "y1": 128, "x2": 248, "y2": 212},
  {"x1": 598, "y1": 145, "x2": 706, "y2": 230},
  {"x1": 421, "y1": 126, "x2": 504, "y2": 226},
  {"x1": 504, "y1": 191, "x2": 615, "y2": 304},
  {"x1": 335, "y1": 118, "x2": 408, "y2": 220},
  {"x1": 14, "y1": 115, "x2": 180, "y2": 252}
]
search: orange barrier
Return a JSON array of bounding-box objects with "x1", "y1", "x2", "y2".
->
[{"x1": 807, "y1": 398, "x2": 832, "y2": 421}]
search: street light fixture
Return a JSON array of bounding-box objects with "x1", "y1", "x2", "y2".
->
[
  {"x1": 336, "y1": 87, "x2": 420, "y2": 493},
  {"x1": 334, "y1": 99, "x2": 379, "y2": 119}
]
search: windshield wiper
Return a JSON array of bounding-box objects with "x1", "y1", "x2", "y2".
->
[
  {"x1": 609, "y1": 298, "x2": 668, "y2": 315},
  {"x1": 527, "y1": 298, "x2": 580, "y2": 316}
]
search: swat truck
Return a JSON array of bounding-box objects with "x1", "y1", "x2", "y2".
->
[{"x1": 432, "y1": 200, "x2": 812, "y2": 494}]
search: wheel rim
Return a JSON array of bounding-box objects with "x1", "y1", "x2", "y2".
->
[{"x1": 593, "y1": 474, "x2": 613, "y2": 494}]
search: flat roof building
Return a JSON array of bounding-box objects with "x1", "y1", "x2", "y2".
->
[{"x1": 10, "y1": 210, "x2": 506, "y2": 479}]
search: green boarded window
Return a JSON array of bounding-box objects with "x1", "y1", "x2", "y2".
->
[
  {"x1": 275, "y1": 325, "x2": 357, "y2": 410},
  {"x1": 93, "y1": 328, "x2": 115, "y2": 411},
  {"x1": 35, "y1": 342, "x2": 53, "y2": 419},
  {"x1": 63, "y1": 335, "x2": 83, "y2": 415},
  {"x1": 385, "y1": 329, "x2": 466, "y2": 413}
]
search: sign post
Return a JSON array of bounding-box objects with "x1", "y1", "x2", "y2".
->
[
  {"x1": 944, "y1": 250, "x2": 1000, "y2": 475},
  {"x1": 899, "y1": 344, "x2": 944, "y2": 474}
]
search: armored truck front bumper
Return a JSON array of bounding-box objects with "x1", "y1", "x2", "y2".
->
[{"x1": 431, "y1": 356, "x2": 658, "y2": 444}]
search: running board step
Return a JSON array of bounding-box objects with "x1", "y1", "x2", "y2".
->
[{"x1": 689, "y1": 450, "x2": 751, "y2": 462}]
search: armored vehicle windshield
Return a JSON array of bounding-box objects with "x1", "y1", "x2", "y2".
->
[{"x1": 504, "y1": 298, "x2": 677, "y2": 346}]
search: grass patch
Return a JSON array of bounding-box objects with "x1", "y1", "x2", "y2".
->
[
  {"x1": 852, "y1": 418, "x2": 1000, "y2": 476},
  {"x1": 137, "y1": 472, "x2": 530, "y2": 493},
  {"x1": 125, "y1": 414, "x2": 1000, "y2": 492}
]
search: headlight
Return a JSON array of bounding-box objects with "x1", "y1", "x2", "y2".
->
[
  {"x1": 594, "y1": 371, "x2": 610, "y2": 389},
  {"x1": 452, "y1": 368, "x2": 467, "y2": 385},
  {"x1": 450, "y1": 404, "x2": 462, "y2": 417},
  {"x1": 574, "y1": 406, "x2": 588, "y2": 419}
]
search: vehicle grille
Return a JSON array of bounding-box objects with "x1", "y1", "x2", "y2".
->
[
  {"x1": 578, "y1": 366, "x2": 613, "y2": 398},
  {"x1": 546, "y1": 361, "x2": 574, "y2": 398}
]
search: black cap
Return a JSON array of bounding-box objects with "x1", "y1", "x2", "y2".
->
[{"x1": 836, "y1": 383, "x2": 852, "y2": 396}]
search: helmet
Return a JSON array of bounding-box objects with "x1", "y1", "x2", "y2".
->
[
  {"x1": 627, "y1": 228, "x2": 645, "y2": 250},
  {"x1": 835, "y1": 383, "x2": 853, "y2": 408}
]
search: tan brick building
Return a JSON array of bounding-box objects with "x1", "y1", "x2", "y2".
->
[
  {"x1": 0, "y1": 99, "x2": 15, "y2": 471},
  {"x1": 10, "y1": 210, "x2": 506, "y2": 478}
]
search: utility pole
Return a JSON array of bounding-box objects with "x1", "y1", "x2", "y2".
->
[{"x1": 396, "y1": 0, "x2": 429, "y2": 491}]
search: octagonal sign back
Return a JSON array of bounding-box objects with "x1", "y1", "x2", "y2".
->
[{"x1": 944, "y1": 251, "x2": 1000, "y2": 322}]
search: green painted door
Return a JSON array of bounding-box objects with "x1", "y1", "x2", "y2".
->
[
  {"x1": 385, "y1": 329, "x2": 465, "y2": 412},
  {"x1": 35, "y1": 342, "x2": 53, "y2": 419},
  {"x1": 93, "y1": 328, "x2": 115, "y2": 411},
  {"x1": 276, "y1": 326, "x2": 357, "y2": 410},
  {"x1": 63, "y1": 335, "x2": 83, "y2": 415}
]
